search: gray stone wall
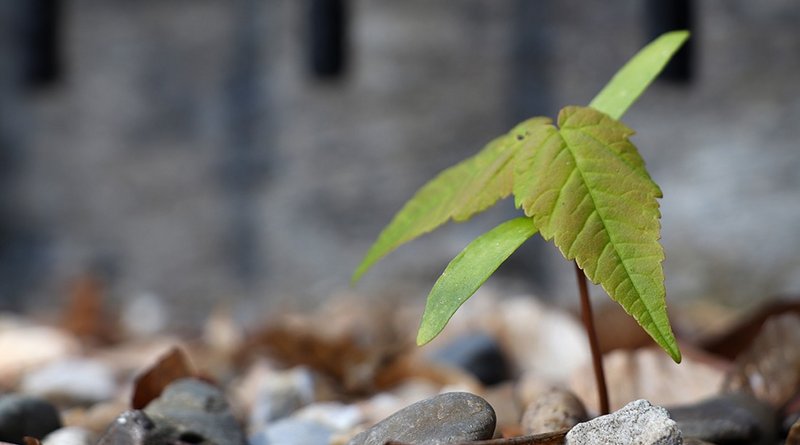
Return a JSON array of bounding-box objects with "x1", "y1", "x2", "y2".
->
[{"x1": 2, "y1": 1, "x2": 799, "y2": 319}]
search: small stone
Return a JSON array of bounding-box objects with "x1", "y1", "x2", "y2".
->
[
  {"x1": 21, "y1": 358, "x2": 116, "y2": 404},
  {"x1": 427, "y1": 332, "x2": 511, "y2": 385},
  {"x1": 249, "y1": 418, "x2": 335, "y2": 445},
  {"x1": 96, "y1": 410, "x2": 158, "y2": 445},
  {"x1": 293, "y1": 402, "x2": 364, "y2": 431},
  {"x1": 521, "y1": 387, "x2": 587, "y2": 434},
  {"x1": 346, "y1": 392, "x2": 496, "y2": 445},
  {"x1": 565, "y1": 399, "x2": 681, "y2": 445},
  {"x1": 0, "y1": 323, "x2": 80, "y2": 384},
  {"x1": 42, "y1": 426, "x2": 95, "y2": 445},
  {"x1": 667, "y1": 392, "x2": 777, "y2": 445},
  {"x1": 246, "y1": 365, "x2": 316, "y2": 431},
  {"x1": 0, "y1": 394, "x2": 62, "y2": 444},
  {"x1": 144, "y1": 378, "x2": 246, "y2": 445}
]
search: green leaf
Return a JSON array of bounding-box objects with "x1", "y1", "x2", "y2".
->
[
  {"x1": 417, "y1": 217, "x2": 538, "y2": 345},
  {"x1": 352, "y1": 117, "x2": 549, "y2": 283},
  {"x1": 589, "y1": 30, "x2": 689, "y2": 119},
  {"x1": 514, "y1": 106, "x2": 680, "y2": 362}
]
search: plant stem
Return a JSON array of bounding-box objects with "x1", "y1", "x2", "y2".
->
[{"x1": 574, "y1": 261, "x2": 610, "y2": 415}]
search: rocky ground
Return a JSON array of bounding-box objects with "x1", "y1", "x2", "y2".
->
[{"x1": 0, "y1": 286, "x2": 799, "y2": 445}]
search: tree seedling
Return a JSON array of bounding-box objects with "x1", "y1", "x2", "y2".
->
[{"x1": 353, "y1": 31, "x2": 689, "y2": 414}]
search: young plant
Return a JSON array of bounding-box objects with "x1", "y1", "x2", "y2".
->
[{"x1": 353, "y1": 31, "x2": 689, "y2": 414}]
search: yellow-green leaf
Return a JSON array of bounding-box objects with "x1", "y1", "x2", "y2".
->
[
  {"x1": 417, "y1": 217, "x2": 538, "y2": 345},
  {"x1": 514, "y1": 105, "x2": 680, "y2": 362},
  {"x1": 589, "y1": 30, "x2": 689, "y2": 120},
  {"x1": 352, "y1": 118, "x2": 548, "y2": 283}
]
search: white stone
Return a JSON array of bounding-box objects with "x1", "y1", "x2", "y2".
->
[
  {"x1": 0, "y1": 323, "x2": 80, "y2": 383},
  {"x1": 21, "y1": 358, "x2": 117, "y2": 403},
  {"x1": 294, "y1": 402, "x2": 364, "y2": 431},
  {"x1": 566, "y1": 399, "x2": 681, "y2": 445},
  {"x1": 43, "y1": 427, "x2": 95, "y2": 445},
  {"x1": 238, "y1": 363, "x2": 317, "y2": 431}
]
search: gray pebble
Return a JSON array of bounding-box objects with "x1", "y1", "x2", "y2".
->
[
  {"x1": 566, "y1": 399, "x2": 681, "y2": 445},
  {"x1": 144, "y1": 378, "x2": 246, "y2": 445},
  {"x1": 0, "y1": 394, "x2": 62, "y2": 443},
  {"x1": 667, "y1": 392, "x2": 777, "y2": 445},
  {"x1": 248, "y1": 367, "x2": 315, "y2": 431},
  {"x1": 96, "y1": 410, "x2": 160, "y2": 445},
  {"x1": 249, "y1": 418, "x2": 335, "y2": 445},
  {"x1": 347, "y1": 392, "x2": 495, "y2": 445}
]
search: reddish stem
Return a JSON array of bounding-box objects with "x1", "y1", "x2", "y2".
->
[{"x1": 574, "y1": 261, "x2": 610, "y2": 415}]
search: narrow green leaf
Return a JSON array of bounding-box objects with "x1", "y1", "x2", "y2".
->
[
  {"x1": 352, "y1": 118, "x2": 549, "y2": 283},
  {"x1": 589, "y1": 30, "x2": 689, "y2": 119},
  {"x1": 417, "y1": 217, "x2": 538, "y2": 345},
  {"x1": 514, "y1": 106, "x2": 680, "y2": 362}
]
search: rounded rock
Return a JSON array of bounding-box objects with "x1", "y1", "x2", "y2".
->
[
  {"x1": 0, "y1": 394, "x2": 62, "y2": 444},
  {"x1": 96, "y1": 410, "x2": 157, "y2": 445},
  {"x1": 667, "y1": 392, "x2": 776, "y2": 445},
  {"x1": 347, "y1": 392, "x2": 495, "y2": 445},
  {"x1": 247, "y1": 366, "x2": 316, "y2": 431},
  {"x1": 144, "y1": 378, "x2": 246, "y2": 445},
  {"x1": 521, "y1": 387, "x2": 587, "y2": 434}
]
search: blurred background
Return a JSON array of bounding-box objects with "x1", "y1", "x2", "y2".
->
[{"x1": 0, "y1": 0, "x2": 798, "y2": 326}]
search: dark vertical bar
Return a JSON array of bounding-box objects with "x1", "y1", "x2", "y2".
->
[
  {"x1": 224, "y1": 0, "x2": 267, "y2": 287},
  {"x1": 646, "y1": 0, "x2": 693, "y2": 83},
  {"x1": 308, "y1": 0, "x2": 347, "y2": 79},
  {"x1": 21, "y1": 0, "x2": 61, "y2": 88},
  {"x1": 0, "y1": 1, "x2": 52, "y2": 309},
  {"x1": 510, "y1": 0, "x2": 554, "y2": 120}
]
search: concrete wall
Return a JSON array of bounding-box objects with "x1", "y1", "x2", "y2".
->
[{"x1": 2, "y1": 1, "x2": 799, "y2": 319}]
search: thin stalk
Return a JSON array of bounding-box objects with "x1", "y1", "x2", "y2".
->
[{"x1": 574, "y1": 261, "x2": 610, "y2": 415}]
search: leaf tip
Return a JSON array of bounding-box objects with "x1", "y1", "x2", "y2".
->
[
  {"x1": 416, "y1": 326, "x2": 436, "y2": 346},
  {"x1": 668, "y1": 29, "x2": 690, "y2": 41},
  {"x1": 656, "y1": 330, "x2": 682, "y2": 363},
  {"x1": 668, "y1": 344, "x2": 682, "y2": 363},
  {"x1": 350, "y1": 267, "x2": 365, "y2": 286},
  {"x1": 352, "y1": 247, "x2": 383, "y2": 286}
]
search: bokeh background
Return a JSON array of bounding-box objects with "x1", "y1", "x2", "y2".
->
[{"x1": 1, "y1": 0, "x2": 799, "y2": 325}]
